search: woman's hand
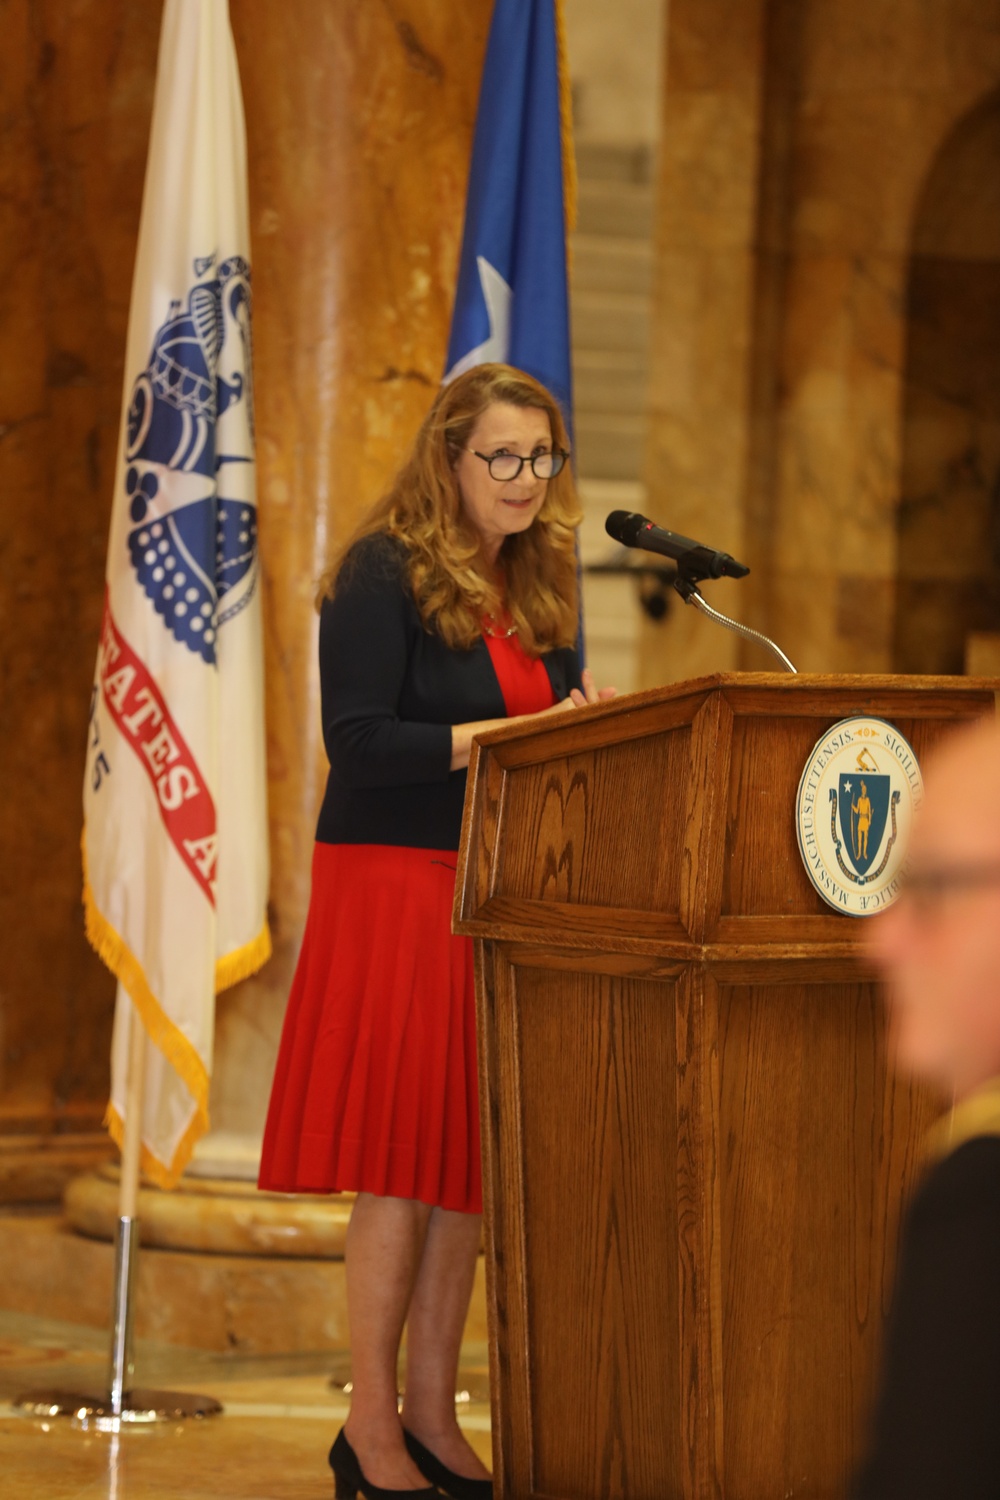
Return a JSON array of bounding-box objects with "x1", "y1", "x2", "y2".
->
[
  {"x1": 450, "y1": 670, "x2": 618, "y2": 770},
  {"x1": 569, "y1": 667, "x2": 617, "y2": 709},
  {"x1": 545, "y1": 668, "x2": 618, "y2": 715}
]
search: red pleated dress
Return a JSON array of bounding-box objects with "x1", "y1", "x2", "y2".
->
[{"x1": 258, "y1": 630, "x2": 557, "y2": 1214}]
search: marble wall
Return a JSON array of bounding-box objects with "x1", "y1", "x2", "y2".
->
[
  {"x1": 895, "y1": 91, "x2": 1000, "y2": 673},
  {"x1": 0, "y1": 0, "x2": 490, "y2": 1193},
  {"x1": 642, "y1": 0, "x2": 768, "y2": 679},
  {"x1": 564, "y1": 0, "x2": 664, "y2": 144},
  {"x1": 1, "y1": 1, "x2": 161, "y2": 1193},
  {"x1": 7, "y1": 0, "x2": 1000, "y2": 1200},
  {"x1": 644, "y1": 0, "x2": 1000, "y2": 681}
]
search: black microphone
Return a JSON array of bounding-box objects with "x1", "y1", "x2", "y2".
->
[{"x1": 605, "y1": 510, "x2": 749, "y2": 581}]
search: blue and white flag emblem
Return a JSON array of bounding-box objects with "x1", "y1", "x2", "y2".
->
[{"x1": 124, "y1": 254, "x2": 258, "y2": 664}]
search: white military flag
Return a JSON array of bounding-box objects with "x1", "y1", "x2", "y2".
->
[{"x1": 83, "y1": 0, "x2": 270, "y2": 1187}]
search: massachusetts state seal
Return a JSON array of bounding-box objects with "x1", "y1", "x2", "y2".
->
[{"x1": 795, "y1": 717, "x2": 923, "y2": 917}]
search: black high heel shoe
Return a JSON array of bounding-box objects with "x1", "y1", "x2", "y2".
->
[
  {"x1": 328, "y1": 1429, "x2": 440, "y2": 1500},
  {"x1": 403, "y1": 1429, "x2": 493, "y2": 1500}
]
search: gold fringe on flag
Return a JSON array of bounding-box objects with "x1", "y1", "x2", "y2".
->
[
  {"x1": 554, "y1": 0, "x2": 577, "y2": 237},
  {"x1": 104, "y1": 1100, "x2": 206, "y2": 1192},
  {"x1": 82, "y1": 829, "x2": 270, "y2": 1187},
  {"x1": 216, "y1": 920, "x2": 272, "y2": 993}
]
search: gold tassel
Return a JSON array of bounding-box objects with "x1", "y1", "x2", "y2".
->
[
  {"x1": 83, "y1": 829, "x2": 212, "y2": 1181},
  {"x1": 554, "y1": 0, "x2": 577, "y2": 238},
  {"x1": 105, "y1": 1101, "x2": 206, "y2": 1190},
  {"x1": 82, "y1": 806, "x2": 272, "y2": 1182},
  {"x1": 216, "y1": 920, "x2": 272, "y2": 993}
]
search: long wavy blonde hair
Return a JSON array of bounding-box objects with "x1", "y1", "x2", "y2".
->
[{"x1": 317, "y1": 363, "x2": 581, "y2": 655}]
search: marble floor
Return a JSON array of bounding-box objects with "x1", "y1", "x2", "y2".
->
[{"x1": 0, "y1": 1308, "x2": 493, "y2": 1499}]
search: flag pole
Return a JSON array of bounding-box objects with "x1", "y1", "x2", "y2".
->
[
  {"x1": 108, "y1": 1003, "x2": 147, "y2": 1414},
  {"x1": 13, "y1": 999, "x2": 223, "y2": 1426},
  {"x1": 15, "y1": 0, "x2": 267, "y2": 1428}
]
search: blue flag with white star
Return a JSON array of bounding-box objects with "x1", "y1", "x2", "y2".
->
[{"x1": 444, "y1": 0, "x2": 573, "y2": 424}]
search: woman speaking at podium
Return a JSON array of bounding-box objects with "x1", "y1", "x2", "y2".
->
[{"x1": 259, "y1": 363, "x2": 614, "y2": 1499}]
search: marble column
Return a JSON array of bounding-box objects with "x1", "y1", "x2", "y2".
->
[
  {"x1": 640, "y1": 0, "x2": 769, "y2": 686},
  {"x1": 212, "y1": 0, "x2": 491, "y2": 1142},
  {"x1": 0, "y1": 1, "x2": 162, "y2": 1199}
]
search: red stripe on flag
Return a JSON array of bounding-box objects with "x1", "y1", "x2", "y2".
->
[{"x1": 97, "y1": 593, "x2": 217, "y2": 906}]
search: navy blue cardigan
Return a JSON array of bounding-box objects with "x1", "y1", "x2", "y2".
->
[{"x1": 315, "y1": 533, "x2": 582, "y2": 851}]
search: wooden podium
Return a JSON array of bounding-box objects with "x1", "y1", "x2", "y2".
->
[{"x1": 454, "y1": 673, "x2": 997, "y2": 1500}]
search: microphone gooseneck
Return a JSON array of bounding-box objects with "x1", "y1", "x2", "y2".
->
[{"x1": 603, "y1": 509, "x2": 796, "y2": 671}]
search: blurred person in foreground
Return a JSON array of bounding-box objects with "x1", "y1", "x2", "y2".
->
[{"x1": 854, "y1": 718, "x2": 1000, "y2": 1500}]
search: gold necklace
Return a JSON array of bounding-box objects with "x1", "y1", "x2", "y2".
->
[{"x1": 483, "y1": 614, "x2": 517, "y2": 639}]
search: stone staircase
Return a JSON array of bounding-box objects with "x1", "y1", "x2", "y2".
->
[{"x1": 571, "y1": 142, "x2": 656, "y2": 691}]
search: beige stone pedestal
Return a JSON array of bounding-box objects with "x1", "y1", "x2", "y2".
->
[
  {"x1": 0, "y1": 1162, "x2": 487, "y2": 1356},
  {"x1": 65, "y1": 1164, "x2": 353, "y2": 1259}
]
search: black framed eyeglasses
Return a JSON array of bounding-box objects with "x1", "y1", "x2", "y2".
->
[{"x1": 470, "y1": 448, "x2": 569, "y2": 481}]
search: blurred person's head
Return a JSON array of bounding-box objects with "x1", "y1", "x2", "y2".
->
[{"x1": 868, "y1": 720, "x2": 1000, "y2": 1100}]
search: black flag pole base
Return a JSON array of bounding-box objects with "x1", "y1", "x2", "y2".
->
[
  {"x1": 13, "y1": 1386, "x2": 223, "y2": 1430},
  {"x1": 13, "y1": 1211, "x2": 222, "y2": 1430}
]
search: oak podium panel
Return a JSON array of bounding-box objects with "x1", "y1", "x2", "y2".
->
[{"x1": 454, "y1": 673, "x2": 996, "y2": 1500}]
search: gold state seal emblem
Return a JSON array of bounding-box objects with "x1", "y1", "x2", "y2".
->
[{"x1": 795, "y1": 716, "x2": 923, "y2": 917}]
